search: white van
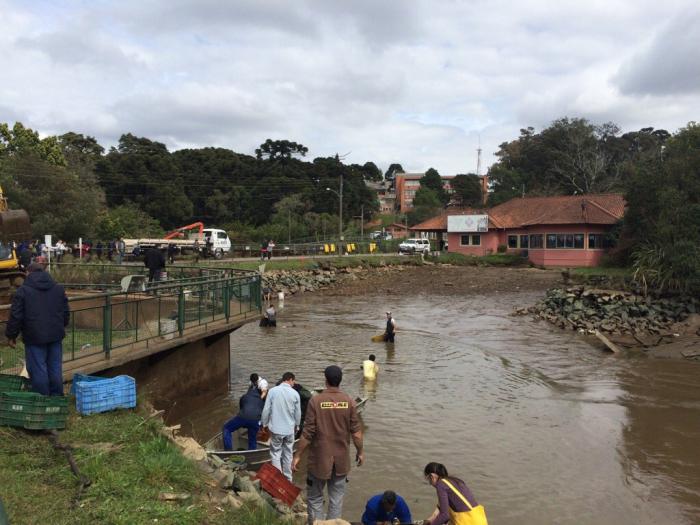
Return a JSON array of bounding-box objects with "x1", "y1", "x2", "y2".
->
[{"x1": 202, "y1": 228, "x2": 232, "y2": 258}]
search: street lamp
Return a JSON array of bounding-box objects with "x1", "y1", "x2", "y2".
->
[{"x1": 326, "y1": 184, "x2": 343, "y2": 256}]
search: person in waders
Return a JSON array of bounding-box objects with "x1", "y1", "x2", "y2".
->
[
  {"x1": 421, "y1": 462, "x2": 488, "y2": 525},
  {"x1": 384, "y1": 311, "x2": 395, "y2": 343}
]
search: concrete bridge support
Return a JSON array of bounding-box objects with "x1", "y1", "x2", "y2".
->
[{"x1": 94, "y1": 328, "x2": 236, "y2": 411}]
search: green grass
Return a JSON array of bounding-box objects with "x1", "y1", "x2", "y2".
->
[
  {"x1": 0, "y1": 405, "x2": 291, "y2": 525},
  {"x1": 571, "y1": 266, "x2": 632, "y2": 278},
  {"x1": 427, "y1": 252, "x2": 526, "y2": 266}
]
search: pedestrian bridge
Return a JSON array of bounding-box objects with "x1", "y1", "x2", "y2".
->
[{"x1": 0, "y1": 263, "x2": 262, "y2": 384}]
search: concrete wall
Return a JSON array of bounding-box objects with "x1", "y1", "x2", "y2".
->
[
  {"x1": 97, "y1": 329, "x2": 233, "y2": 411},
  {"x1": 447, "y1": 231, "x2": 500, "y2": 256}
]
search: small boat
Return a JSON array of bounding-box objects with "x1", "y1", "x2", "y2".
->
[{"x1": 204, "y1": 395, "x2": 368, "y2": 466}]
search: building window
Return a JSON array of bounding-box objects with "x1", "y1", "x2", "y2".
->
[
  {"x1": 460, "y1": 234, "x2": 481, "y2": 246},
  {"x1": 520, "y1": 235, "x2": 529, "y2": 248},
  {"x1": 547, "y1": 233, "x2": 586, "y2": 249},
  {"x1": 530, "y1": 234, "x2": 543, "y2": 249},
  {"x1": 589, "y1": 234, "x2": 603, "y2": 249},
  {"x1": 507, "y1": 235, "x2": 518, "y2": 249}
]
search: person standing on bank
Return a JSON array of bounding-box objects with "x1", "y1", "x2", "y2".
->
[
  {"x1": 261, "y1": 371, "x2": 301, "y2": 481},
  {"x1": 5, "y1": 262, "x2": 70, "y2": 396},
  {"x1": 421, "y1": 462, "x2": 488, "y2": 525},
  {"x1": 384, "y1": 311, "x2": 396, "y2": 343},
  {"x1": 222, "y1": 374, "x2": 266, "y2": 451},
  {"x1": 292, "y1": 365, "x2": 363, "y2": 524},
  {"x1": 144, "y1": 246, "x2": 165, "y2": 284}
]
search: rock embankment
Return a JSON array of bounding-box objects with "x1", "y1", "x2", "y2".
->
[
  {"x1": 262, "y1": 265, "x2": 399, "y2": 297},
  {"x1": 518, "y1": 286, "x2": 699, "y2": 336}
]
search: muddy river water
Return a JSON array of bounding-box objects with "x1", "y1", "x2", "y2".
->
[{"x1": 179, "y1": 289, "x2": 700, "y2": 524}]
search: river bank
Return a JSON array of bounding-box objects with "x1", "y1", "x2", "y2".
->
[{"x1": 0, "y1": 403, "x2": 302, "y2": 525}]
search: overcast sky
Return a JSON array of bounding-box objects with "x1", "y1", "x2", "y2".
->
[{"x1": 1, "y1": 0, "x2": 699, "y2": 174}]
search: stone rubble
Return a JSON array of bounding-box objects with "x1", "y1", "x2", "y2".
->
[
  {"x1": 517, "y1": 286, "x2": 699, "y2": 336},
  {"x1": 262, "y1": 264, "x2": 406, "y2": 297}
]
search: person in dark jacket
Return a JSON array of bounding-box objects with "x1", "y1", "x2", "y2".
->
[
  {"x1": 222, "y1": 373, "x2": 266, "y2": 451},
  {"x1": 5, "y1": 263, "x2": 70, "y2": 396},
  {"x1": 18, "y1": 244, "x2": 33, "y2": 271},
  {"x1": 144, "y1": 246, "x2": 166, "y2": 283}
]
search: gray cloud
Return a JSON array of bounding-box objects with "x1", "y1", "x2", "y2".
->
[
  {"x1": 1, "y1": 0, "x2": 700, "y2": 174},
  {"x1": 614, "y1": 9, "x2": 700, "y2": 96}
]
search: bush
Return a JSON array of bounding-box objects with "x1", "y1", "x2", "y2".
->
[{"x1": 497, "y1": 244, "x2": 507, "y2": 253}]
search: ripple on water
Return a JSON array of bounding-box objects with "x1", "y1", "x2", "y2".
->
[{"x1": 179, "y1": 292, "x2": 700, "y2": 525}]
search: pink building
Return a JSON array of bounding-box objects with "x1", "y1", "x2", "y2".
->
[{"x1": 410, "y1": 194, "x2": 625, "y2": 267}]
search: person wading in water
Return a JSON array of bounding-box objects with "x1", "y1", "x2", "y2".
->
[{"x1": 384, "y1": 311, "x2": 396, "y2": 343}]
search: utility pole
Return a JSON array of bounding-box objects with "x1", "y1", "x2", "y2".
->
[
  {"x1": 360, "y1": 204, "x2": 364, "y2": 239},
  {"x1": 288, "y1": 210, "x2": 291, "y2": 244}
]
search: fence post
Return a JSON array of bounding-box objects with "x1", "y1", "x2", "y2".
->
[
  {"x1": 103, "y1": 295, "x2": 112, "y2": 358},
  {"x1": 178, "y1": 287, "x2": 185, "y2": 337},
  {"x1": 223, "y1": 280, "x2": 230, "y2": 321}
]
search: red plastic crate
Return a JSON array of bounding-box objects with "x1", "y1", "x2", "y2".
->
[{"x1": 253, "y1": 463, "x2": 301, "y2": 506}]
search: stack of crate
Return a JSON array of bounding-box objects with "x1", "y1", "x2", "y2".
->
[{"x1": 0, "y1": 373, "x2": 68, "y2": 430}]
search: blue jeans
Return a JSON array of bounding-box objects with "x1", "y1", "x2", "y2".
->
[
  {"x1": 222, "y1": 416, "x2": 260, "y2": 451},
  {"x1": 25, "y1": 341, "x2": 64, "y2": 396}
]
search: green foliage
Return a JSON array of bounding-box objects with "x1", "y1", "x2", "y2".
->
[
  {"x1": 427, "y1": 252, "x2": 524, "y2": 266},
  {"x1": 451, "y1": 173, "x2": 483, "y2": 207},
  {"x1": 407, "y1": 187, "x2": 442, "y2": 226},
  {"x1": 624, "y1": 122, "x2": 700, "y2": 293},
  {"x1": 420, "y1": 167, "x2": 449, "y2": 205},
  {"x1": 497, "y1": 244, "x2": 507, "y2": 253},
  {"x1": 487, "y1": 118, "x2": 670, "y2": 204},
  {"x1": 96, "y1": 203, "x2": 164, "y2": 239},
  {"x1": 0, "y1": 122, "x2": 66, "y2": 166},
  {"x1": 255, "y1": 139, "x2": 308, "y2": 161},
  {"x1": 384, "y1": 163, "x2": 404, "y2": 181}
]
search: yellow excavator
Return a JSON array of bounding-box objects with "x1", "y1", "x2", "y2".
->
[{"x1": 0, "y1": 185, "x2": 31, "y2": 302}]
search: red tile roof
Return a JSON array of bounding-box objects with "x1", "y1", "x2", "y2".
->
[{"x1": 410, "y1": 194, "x2": 625, "y2": 231}]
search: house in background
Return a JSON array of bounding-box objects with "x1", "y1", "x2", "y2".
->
[
  {"x1": 410, "y1": 194, "x2": 625, "y2": 267},
  {"x1": 384, "y1": 222, "x2": 409, "y2": 239}
]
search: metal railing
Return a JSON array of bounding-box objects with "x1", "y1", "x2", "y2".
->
[{"x1": 0, "y1": 264, "x2": 261, "y2": 375}]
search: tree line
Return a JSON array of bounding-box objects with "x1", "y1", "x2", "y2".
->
[{"x1": 0, "y1": 124, "x2": 380, "y2": 244}]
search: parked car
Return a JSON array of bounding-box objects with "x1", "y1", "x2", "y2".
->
[{"x1": 398, "y1": 238, "x2": 431, "y2": 255}]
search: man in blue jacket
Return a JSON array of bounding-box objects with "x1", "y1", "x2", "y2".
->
[
  {"x1": 5, "y1": 262, "x2": 70, "y2": 396},
  {"x1": 222, "y1": 376, "x2": 265, "y2": 451},
  {"x1": 361, "y1": 490, "x2": 412, "y2": 525}
]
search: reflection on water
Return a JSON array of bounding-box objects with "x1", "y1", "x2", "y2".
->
[{"x1": 178, "y1": 290, "x2": 700, "y2": 524}]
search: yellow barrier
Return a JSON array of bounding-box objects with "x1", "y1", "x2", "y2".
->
[{"x1": 324, "y1": 244, "x2": 330, "y2": 253}]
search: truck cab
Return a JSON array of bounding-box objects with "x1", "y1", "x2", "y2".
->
[{"x1": 202, "y1": 228, "x2": 231, "y2": 258}]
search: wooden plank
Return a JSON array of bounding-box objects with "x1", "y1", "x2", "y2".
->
[{"x1": 594, "y1": 330, "x2": 621, "y2": 354}]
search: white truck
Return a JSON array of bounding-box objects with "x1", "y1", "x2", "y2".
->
[{"x1": 124, "y1": 223, "x2": 232, "y2": 259}]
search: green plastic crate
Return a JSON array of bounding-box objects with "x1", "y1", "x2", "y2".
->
[
  {"x1": 0, "y1": 373, "x2": 28, "y2": 392},
  {"x1": 0, "y1": 392, "x2": 68, "y2": 430}
]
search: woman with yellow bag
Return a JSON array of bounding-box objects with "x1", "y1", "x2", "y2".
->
[{"x1": 421, "y1": 462, "x2": 488, "y2": 525}]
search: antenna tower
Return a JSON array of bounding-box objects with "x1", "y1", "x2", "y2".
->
[{"x1": 476, "y1": 135, "x2": 482, "y2": 176}]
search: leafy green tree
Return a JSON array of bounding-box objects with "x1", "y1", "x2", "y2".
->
[
  {"x1": 96, "y1": 203, "x2": 164, "y2": 239},
  {"x1": 0, "y1": 122, "x2": 66, "y2": 166},
  {"x1": 255, "y1": 139, "x2": 308, "y2": 162},
  {"x1": 95, "y1": 134, "x2": 193, "y2": 229},
  {"x1": 623, "y1": 122, "x2": 700, "y2": 292},
  {"x1": 451, "y1": 174, "x2": 483, "y2": 207},
  {"x1": 420, "y1": 168, "x2": 449, "y2": 205},
  {"x1": 384, "y1": 163, "x2": 404, "y2": 182}
]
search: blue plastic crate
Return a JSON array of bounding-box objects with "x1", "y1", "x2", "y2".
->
[
  {"x1": 69, "y1": 373, "x2": 104, "y2": 394},
  {"x1": 74, "y1": 375, "x2": 136, "y2": 416}
]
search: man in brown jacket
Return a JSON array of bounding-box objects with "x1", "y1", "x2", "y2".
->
[{"x1": 292, "y1": 365, "x2": 364, "y2": 524}]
